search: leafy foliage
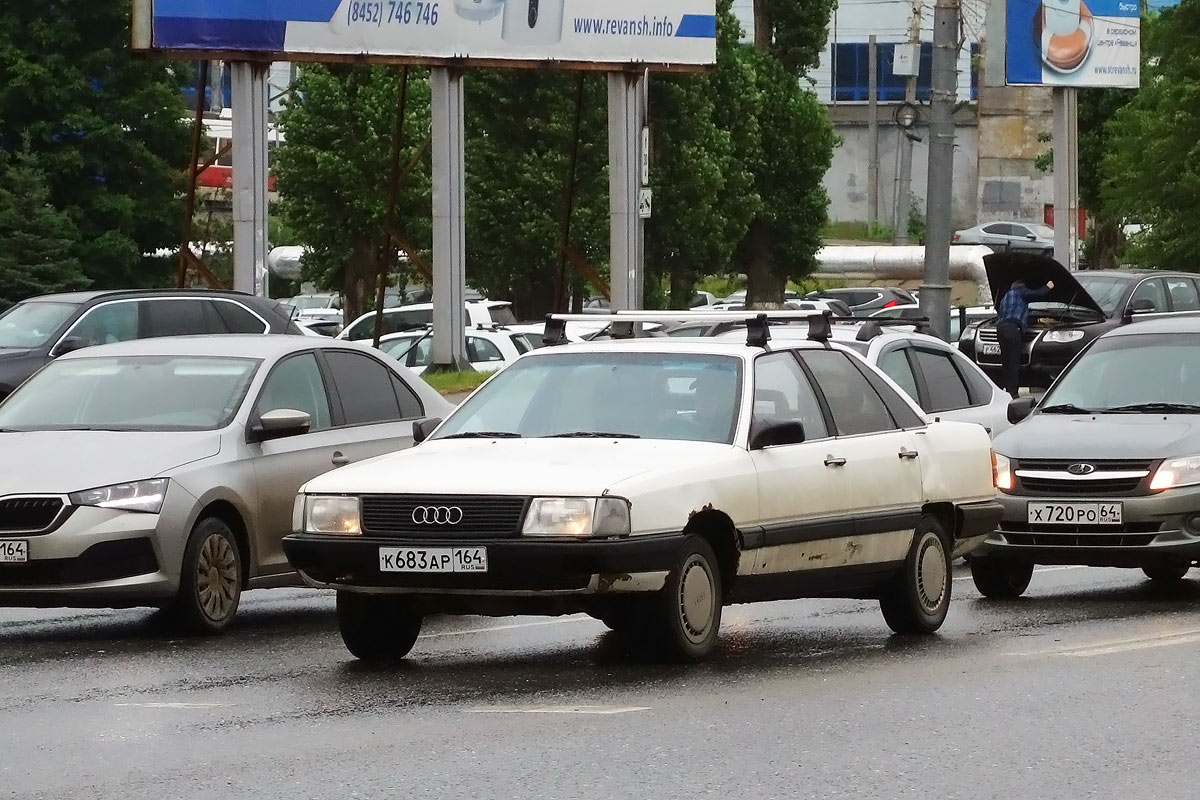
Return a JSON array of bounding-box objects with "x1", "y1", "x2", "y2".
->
[
  {"x1": 0, "y1": 150, "x2": 88, "y2": 308},
  {"x1": 0, "y1": 0, "x2": 192, "y2": 291}
]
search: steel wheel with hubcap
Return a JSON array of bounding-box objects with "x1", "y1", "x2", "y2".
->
[
  {"x1": 167, "y1": 516, "x2": 243, "y2": 635},
  {"x1": 1143, "y1": 564, "x2": 1191, "y2": 583},
  {"x1": 880, "y1": 515, "x2": 952, "y2": 634},
  {"x1": 642, "y1": 535, "x2": 722, "y2": 661},
  {"x1": 970, "y1": 556, "x2": 1035, "y2": 599},
  {"x1": 337, "y1": 592, "x2": 424, "y2": 662}
]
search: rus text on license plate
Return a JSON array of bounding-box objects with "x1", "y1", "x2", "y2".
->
[
  {"x1": 379, "y1": 547, "x2": 488, "y2": 574},
  {"x1": 0, "y1": 540, "x2": 28, "y2": 563},
  {"x1": 982, "y1": 343, "x2": 1001, "y2": 357},
  {"x1": 1027, "y1": 502, "x2": 1123, "y2": 526}
]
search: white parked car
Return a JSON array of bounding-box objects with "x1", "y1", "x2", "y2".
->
[
  {"x1": 338, "y1": 301, "x2": 517, "y2": 342},
  {"x1": 283, "y1": 312, "x2": 1001, "y2": 663},
  {"x1": 378, "y1": 327, "x2": 531, "y2": 375},
  {"x1": 714, "y1": 319, "x2": 1012, "y2": 437}
]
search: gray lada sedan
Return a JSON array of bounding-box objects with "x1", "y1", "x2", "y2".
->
[
  {"x1": 972, "y1": 317, "x2": 1200, "y2": 597},
  {"x1": 0, "y1": 336, "x2": 451, "y2": 632}
]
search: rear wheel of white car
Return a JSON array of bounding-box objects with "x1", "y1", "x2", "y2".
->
[
  {"x1": 880, "y1": 515, "x2": 951, "y2": 635},
  {"x1": 168, "y1": 516, "x2": 243, "y2": 635},
  {"x1": 642, "y1": 535, "x2": 722, "y2": 661},
  {"x1": 1143, "y1": 564, "x2": 1191, "y2": 583},
  {"x1": 337, "y1": 592, "x2": 423, "y2": 662},
  {"x1": 970, "y1": 557, "x2": 1034, "y2": 599}
]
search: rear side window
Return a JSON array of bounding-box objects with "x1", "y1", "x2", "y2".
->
[
  {"x1": 878, "y1": 348, "x2": 921, "y2": 403},
  {"x1": 212, "y1": 301, "x2": 268, "y2": 333},
  {"x1": 1167, "y1": 278, "x2": 1200, "y2": 312},
  {"x1": 323, "y1": 350, "x2": 408, "y2": 425},
  {"x1": 147, "y1": 299, "x2": 215, "y2": 337},
  {"x1": 797, "y1": 350, "x2": 897, "y2": 436},
  {"x1": 913, "y1": 348, "x2": 972, "y2": 412}
]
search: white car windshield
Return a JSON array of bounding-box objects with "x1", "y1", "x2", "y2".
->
[
  {"x1": 0, "y1": 355, "x2": 259, "y2": 431},
  {"x1": 1040, "y1": 334, "x2": 1200, "y2": 413},
  {"x1": 433, "y1": 352, "x2": 743, "y2": 444},
  {"x1": 0, "y1": 301, "x2": 78, "y2": 349}
]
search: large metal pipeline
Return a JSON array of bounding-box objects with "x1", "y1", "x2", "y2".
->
[{"x1": 814, "y1": 245, "x2": 995, "y2": 307}]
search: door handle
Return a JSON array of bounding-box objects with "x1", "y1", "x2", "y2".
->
[
  {"x1": 331, "y1": 451, "x2": 350, "y2": 467},
  {"x1": 898, "y1": 448, "x2": 919, "y2": 460},
  {"x1": 824, "y1": 455, "x2": 847, "y2": 467}
]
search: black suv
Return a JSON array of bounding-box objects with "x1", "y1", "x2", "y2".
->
[
  {"x1": 0, "y1": 289, "x2": 301, "y2": 400},
  {"x1": 961, "y1": 253, "x2": 1200, "y2": 388},
  {"x1": 806, "y1": 287, "x2": 918, "y2": 317}
]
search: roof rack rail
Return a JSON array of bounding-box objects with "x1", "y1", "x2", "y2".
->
[{"x1": 544, "y1": 311, "x2": 851, "y2": 348}]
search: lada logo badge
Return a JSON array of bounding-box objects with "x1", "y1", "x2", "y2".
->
[{"x1": 1067, "y1": 463, "x2": 1096, "y2": 476}]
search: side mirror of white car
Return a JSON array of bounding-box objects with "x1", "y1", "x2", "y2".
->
[{"x1": 749, "y1": 420, "x2": 807, "y2": 451}]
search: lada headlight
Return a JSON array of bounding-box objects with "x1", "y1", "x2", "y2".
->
[
  {"x1": 1151, "y1": 456, "x2": 1200, "y2": 492},
  {"x1": 522, "y1": 497, "x2": 631, "y2": 537}
]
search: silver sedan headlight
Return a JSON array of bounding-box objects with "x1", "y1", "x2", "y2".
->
[
  {"x1": 303, "y1": 495, "x2": 362, "y2": 535},
  {"x1": 70, "y1": 479, "x2": 168, "y2": 514},
  {"x1": 522, "y1": 497, "x2": 631, "y2": 537},
  {"x1": 1043, "y1": 330, "x2": 1085, "y2": 344}
]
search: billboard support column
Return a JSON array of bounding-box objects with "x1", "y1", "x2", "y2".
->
[
  {"x1": 231, "y1": 61, "x2": 269, "y2": 297},
  {"x1": 429, "y1": 66, "x2": 471, "y2": 373},
  {"x1": 921, "y1": 0, "x2": 959, "y2": 341},
  {"x1": 1052, "y1": 87, "x2": 1079, "y2": 270},
  {"x1": 608, "y1": 71, "x2": 646, "y2": 311}
]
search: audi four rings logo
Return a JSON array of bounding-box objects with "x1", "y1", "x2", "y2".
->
[
  {"x1": 1067, "y1": 463, "x2": 1096, "y2": 476},
  {"x1": 412, "y1": 506, "x2": 464, "y2": 525}
]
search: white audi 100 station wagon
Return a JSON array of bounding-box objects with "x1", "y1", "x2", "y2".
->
[{"x1": 284, "y1": 312, "x2": 1002, "y2": 662}]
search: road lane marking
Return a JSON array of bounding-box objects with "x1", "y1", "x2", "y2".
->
[
  {"x1": 466, "y1": 705, "x2": 649, "y2": 715},
  {"x1": 1006, "y1": 628, "x2": 1200, "y2": 658},
  {"x1": 113, "y1": 705, "x2": 235, "y2": 710},
  {"x1": 953, "y1": 565, "x2": 1088, "y2": 582},
  {"x1": 419, "y1": 616, "x2": 593, "y2": 640}
]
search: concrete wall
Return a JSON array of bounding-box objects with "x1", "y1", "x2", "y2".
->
[{"x1": 826, "y1": 107, "x2": 980, "y2": 231}]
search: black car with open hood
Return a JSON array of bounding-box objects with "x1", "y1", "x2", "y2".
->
[{"x1": 960, "y1": 253, "x2": 1200, "y2": 388}]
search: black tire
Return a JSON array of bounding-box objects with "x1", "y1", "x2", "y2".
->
[
  {"x1": 970, "y1": 557, "x2": 1034, "y2": 599},
  {"x1": 167, "y1": 516, "x2": 244, "y2": 635},
  {"x1": 336, "y1": 591, "x2": 423, "y2": 662},
  {"x1": 880, "y1": 515, "x2": 952, "y2": 634},
  {"x1": 1143, "y1": 564, "x2": 1190, "y2": 583},
  {"x1": 640, "y1": 535, "x2": 723, "y2": 661}
]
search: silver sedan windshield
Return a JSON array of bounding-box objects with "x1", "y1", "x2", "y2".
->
[
  {"x1": 434, "y1": 352, "x2": 743, "y2": 444},
  {"x1": 0, "y1": 355, "x2": 259, "y2": 431}
]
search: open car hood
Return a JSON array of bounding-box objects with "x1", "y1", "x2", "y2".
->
[{"x1": 983, "y1": 253, "x2": 1106, "y2": 315}]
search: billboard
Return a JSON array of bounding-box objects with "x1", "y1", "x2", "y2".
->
[
  {"x1": 1005, "y1": 0, "x2": 1139, "y2": 88},
  {"x1": 133, "y1": 0, "x2": 718, "y2": 67}
]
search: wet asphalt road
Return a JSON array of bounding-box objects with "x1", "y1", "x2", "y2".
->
[{"x1": 3, "y1": 564, "x2": 1200, "y2": 800}]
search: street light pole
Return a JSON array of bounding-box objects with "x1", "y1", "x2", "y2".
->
[{"x1": 920, "y1": 0, "x2": 960, "y2": 341}]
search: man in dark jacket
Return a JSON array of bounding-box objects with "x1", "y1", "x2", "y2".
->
[{"x1": 996, "y1": 279, "x2": 1055, "y2": 398}]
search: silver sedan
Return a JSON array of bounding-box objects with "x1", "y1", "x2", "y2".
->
[{"x1": 0, "y1": 335, "x2": 452, "y2": 633}]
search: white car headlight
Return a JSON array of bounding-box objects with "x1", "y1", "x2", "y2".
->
[
  {"x1": 1043, "y1": 330, "x2": 1085, "y2": 344},
  {"x1": 70, "y1": 479, "x2": 168, "y2": 514},
  {"x1": 993, "y1": 453, "x2": 1013, "y2": 492},
  {"x1": 523, "y1": 497, "x2": 631, "y2": 537},
  {"x1": 1150, "y1": 456, "x2": 1200, "y2": 491},
  {"x1": 304, "y1": 495, "x2": 362, "y2": 535}
]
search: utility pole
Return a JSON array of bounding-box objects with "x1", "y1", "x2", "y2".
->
[
  {"x1": 920, "y1": 0, "x2": 960, "y2": 341},
  {"x1": 867, "y1": 35, "x2": 879, "y2": 226},
  {"x1": 893, "y1": 0, "x2": 922, "y2": 245},
  {"x1": 1052, "y1": 88, "x2": 1079, "y2": 269}
]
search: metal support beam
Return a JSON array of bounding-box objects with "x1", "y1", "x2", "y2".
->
[
  {"x1": 920, "y1": 0, "x2": 959, "y2": 341},
  {"x1": 1053, "y1": 87, "x2": 1079, "y2": 270},
  {"x1": 428, "y1": 67, "x2": 470, "y2": 372},
  {"x1": 607, "y1": 71, "x2": 646, "y2": 311},
  {"x1": 230, "y1": 62, "x2": 269, "y2": 296}
]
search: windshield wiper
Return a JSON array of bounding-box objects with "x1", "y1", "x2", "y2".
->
[
  {"x1": 439, "y1": 431, "x2": 523, "y2": 439},
  {"x1": 1039, "y1": 403, "x2": 1094, "y2": 414},
  {"x1": 1103, "y1": 402, "x2": 1200, "y2": 414},
  {"x1": 547, "y1": 431, "x2": 642, "y2": 439}
]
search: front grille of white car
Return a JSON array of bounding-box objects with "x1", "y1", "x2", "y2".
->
[
  {"x1": 360, "y1": 495, "x2": 529, "y2": 538},
  {"x1": 0, "y1": 497, "x2": 66, "y2": 535}
]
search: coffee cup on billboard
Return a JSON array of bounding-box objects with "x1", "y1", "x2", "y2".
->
[{"x1": 1043, "y1": 0, "x2": 1082, "y2": 37}]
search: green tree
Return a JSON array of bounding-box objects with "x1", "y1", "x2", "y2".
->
[
  {"x1": 1101, "y1": 7, "x2": 1193, "y2": 269},
  {"x1": 0, "y1": 0, "x2": 192, "y2": 289},
  {"x1": 275, "y1": 66, "x2": 433, "y2": 321},
  {"x1": 647, "y1": 0, "x2": 756, "y2": 309},
  {"x1": 0, "y1": 150, "x2": 89, "y2": 308},
  {"x1": 731, "y1": 0, "x2": 837, "y2": 306}
]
